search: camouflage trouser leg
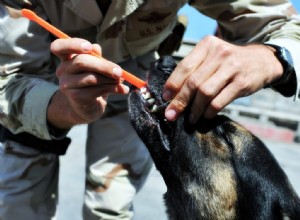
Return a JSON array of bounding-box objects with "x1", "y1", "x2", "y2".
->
[
  {"x1": 83, "y1": 111, "x2": 153, "y2": 220},
  {"x1": 82, "y1": 52, "x2": 156, "y2": 220},
  {"x1": 0, "y1": 141, "x2": 59, "y2": 220}
]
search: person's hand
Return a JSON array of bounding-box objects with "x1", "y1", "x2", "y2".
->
[
  {"x1": 47, "y1": 38, "x2": 129, "y2": 129},
  {"x1": 163, "y1": 35, "x2": 283, "y2": 123}
]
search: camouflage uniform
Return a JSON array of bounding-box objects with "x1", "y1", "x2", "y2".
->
[{"x1": 0, "y1": 0, "x2": 300, "y2": 219}]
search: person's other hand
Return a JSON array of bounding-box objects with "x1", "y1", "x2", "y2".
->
[
  {"x1": 48, "y1": 38, "x2": 129, "y2": 129},
  {"x1": 163, "y1": 36, "x2": 283, "y2": 123}
]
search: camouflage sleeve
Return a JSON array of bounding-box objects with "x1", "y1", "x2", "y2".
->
[
  {"x1": 190, "y1": 0, "x2": 300, "y2": 99},
  {"x1": 0, "y1": 4, "x2": 59, "y2": 140}
]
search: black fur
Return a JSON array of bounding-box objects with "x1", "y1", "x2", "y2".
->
[{"x1": 128, "y1": 56, "x2": 300, "y2": 220}]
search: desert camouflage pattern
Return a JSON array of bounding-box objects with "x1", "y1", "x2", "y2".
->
[
  {"x1": 0, "y1": 0, "x2": 300, "y2": 219},
  {"x1": 0, "y1": 140, "x2": 58, "y2": 219},
  {"x1": 83, "y1": 111, "x2": 153, "y2": 220},
  {"x1": 0, "y1": 0, "x2": 299, "y2": 137}
]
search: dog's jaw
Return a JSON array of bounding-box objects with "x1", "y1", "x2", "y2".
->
[
  {"x1": 129, "y1": 56, "x2": 300, "y2": 220},
  {"x1": 129, "y1": 56, "x2": 177, "y2": 154},
  {"x1": 129, "y1": 91, "x2": 173, "y2": 153},
  {"x1": 128, "y1": 56, "x2": 239, "y2": 219}
]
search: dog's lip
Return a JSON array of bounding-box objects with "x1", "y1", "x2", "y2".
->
[{"x1": 133, "y1": 87, "x2": 171, "y2": 151}]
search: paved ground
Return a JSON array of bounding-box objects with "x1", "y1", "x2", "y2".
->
[{"x1": 55, "y1": 123, "x2": 300, "y2": 220}]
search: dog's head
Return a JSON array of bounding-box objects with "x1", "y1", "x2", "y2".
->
[
  {"x1": 129, "y1": 56, "x2": 239, "y2": 199},
  {"x1": 129, "y1": 56, "x2": 244, "y2": 218},
  {"x1": 129, "y1": 56, "x2": 300, "y2": 219},
  {"x1": 128, "y1": 56, "x2": 235, "y2": 175},
  {"x1": 128, "y1": 56, "x2": 240, "y2": 175},
  {"x1": 129, "y1": 56, "x2": 176, "y2": 153}
]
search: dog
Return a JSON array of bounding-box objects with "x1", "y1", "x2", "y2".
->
[{"x1": 128, "y1": 56, "x2": 300, "y2": 220}]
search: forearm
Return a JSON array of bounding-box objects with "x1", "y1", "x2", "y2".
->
[{"x1": 192, "y1": 0, "x2": 300, "y2": 99}]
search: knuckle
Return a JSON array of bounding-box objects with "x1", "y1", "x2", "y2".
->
[
  {"x1": 172, "y1": 98, "x2": 187, "y2": 112},
  {"x1": 72, "y1": 55, "x2": 87, "y2": 68},
  {"x1": 50, "y1": 42, "x2": 57, "y2": 53},
  {"x1": 59, "y1": 82, "x2": 66, "y2": 91},
  {"x1": 56, "y1": 65, "x2": 64, "y2": 77},
  {"x1": 165, "y1": 80, "x2": 181, "y2": 93},
  {"x1": 177, "y1": 58, "x2": 194, "y2": 74},
  {"x1": 82, "y1": 75, "x2": 97, "y2": 86},
  {"x1": 50, "y1": 40, "x2": 60, "y2": 54},
  {"x1": 198, "y1": 84, "x2": 214, "y2": 99},
  {"x1": 93, "y1": 44, "x2": 102, "y2": 55},
  {"x1": 217, "y1": 44, "x2": 232, "y2": 57},
  {"x1": 230, "y1": 60, "x2": 242, "y2": 71},
  {"x1": 202, "y1": 35, "x2": 215, "y2": 44},
  {"x1": 186, "y1": 74, "x2": 199, "y2": 90},
  {"x1": 210, "y1": 101, "x2": 223, "y2": 113},
  {"x1": 234, "y1": 78, "x2": 250, "y2": 93}
]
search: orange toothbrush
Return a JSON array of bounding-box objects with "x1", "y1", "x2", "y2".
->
[{"x1": 21, "y1": 9, "x2": 147, "y2": 89}]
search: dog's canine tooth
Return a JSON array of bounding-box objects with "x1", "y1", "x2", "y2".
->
[
  {"x1": 147, "y1": 98, "x2": 156, "y2": 105},
  {"x1": 140, "y1": 87, "x2": 147, "y2": 94},
  {"x1": 142, "y1": 92, "x2": 151, "y2": 100},
  {"x1": 150, "y1": 104, "x2": 158, "y2": 113}
]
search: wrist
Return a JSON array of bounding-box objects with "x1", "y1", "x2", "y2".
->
[
  {"x1": 47, "y1": 91, "x2": 76, "y2": 130},
  {"x1": 263, "y1": 43, "x2": 297, "y2": 97},
  {"x1": 263, "y1": 44, "x2": 285, "y2": 84}
]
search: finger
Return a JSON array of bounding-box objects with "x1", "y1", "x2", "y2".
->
[
  {"x1": 203, "y1": 82, "x2": 240, "y2": 119},
  {"x1": 164, "y1": 82, "x2": 196, "y2": 121},
  {"x1": 163, "y1": 40, "x2": 209, "y2": 101},
  {"x1": 66, "y1": 84, "x2": 130, "y2": 102},
  {"x1": 92, "y1": 43, "x2": 102, "y2": 57},
  {"x1": 188, "y1": 68, "x2": 233, "y2": 124},
  {"x1": 164, "y1": 48, "x2": 221, "y2": 121},
  {"x1": 90, "y1": 83, "x2": 129, "y2": 96},
  {"x1": 50, "y1": 38, "x2": 94, "y2": 61},
  {"x1": 59, "y1": 72, "x2": 121, "y2": 90},
  {"x1": 56, "y1": 53, "x2": 122, "y2": 79}
]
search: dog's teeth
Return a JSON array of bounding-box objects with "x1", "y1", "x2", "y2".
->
[
  {"x1": 142, "y1": 92, "x2": 151, "y2": 100},
  {"x1": 140, "y1": 87, "x2": 147, "y2": 94},
  {"x1": 150, "y1": 104, "x2": 158, "y2": 113},
  {"x1": 141, "y1": 93, "x2": 146, "y2": 99},
  {"x1": 147, "y1": 98, "x2": 156, "y2": 105}
]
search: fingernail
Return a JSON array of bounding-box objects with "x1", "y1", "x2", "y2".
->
[
  {"x1": 81, "y1": 42, "x2": 92, "y2": 51},
  {"x1": 163, "y1": 90, "x2": 172, "y2": 101},
  {"x1": 112, "y1": 67, "x2": 122, "y2": 77},
  {"x1": 165, "y1": 109, "x2": 177, "y2": 121},
  {"x1": 189, "y1": 113, "x2": 196, "y2": 124}
]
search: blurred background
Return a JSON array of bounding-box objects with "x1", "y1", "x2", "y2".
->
[{"x1": 56, "y1": 1, "x2": 300, "y2": 220}]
